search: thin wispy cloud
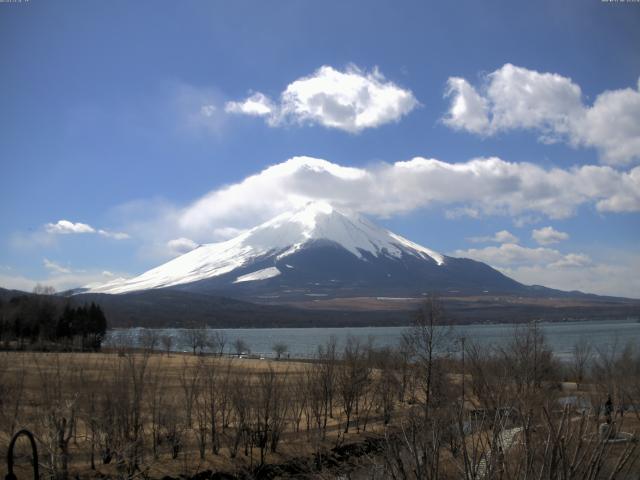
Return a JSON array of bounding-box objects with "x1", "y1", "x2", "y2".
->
[
  {"x1": 97, "y1": 229, "x2": 130, "y2": 240},
  {"x1": 453, "y1": 242, "x2": 586, "y2": 268},
  {"x1": 452, "y1": 235, "x2": 624, "y2": 296},
  {"x1": 0, "y1": 265, "x2": 127, "y2": 293},
  {"x1": 172, "y1": 82, "x2": 226, "y2": 136},
  {"x1": 45, "y1": 220, "x2": 129, "y2": 240},
  {"x1": 443, "y1": 64, "x2": 640, "y2": 165},
  {"x1": 498, "y1": 253, "x2": 638, "y2": 298},
  {"x1": 225, "y1": 65, "x2": 418, "y2": 133},
  {"x1": 468, "y1": 230, "x2": 519, "y2": 244},
  {"x1": 43, "y1": 258, "x2": 71, "y2": 274}
]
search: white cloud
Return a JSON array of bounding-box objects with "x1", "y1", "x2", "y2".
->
[
  {"x1": 173, "y1": 156, "x2": 640, "y2": 240},
  {"x1": 444, "y1": 77, "x2": 490, "y2": 134},
  {"x1": 450, "y1": 243, "x2": 640, "y2": 297},
  {"x1": 177, "y1": 156, "x2": 368, "y2": 238},
  {"x1": 532, "y1": 226, "x2": 569, "y2": 245},
  {"x1": 226, "y1": 65, "x2": 418, "y2": 133},
  {"x1": 469, "y1": 230, "x2": 518, "y2": 244},
  {"x1": 167, "y1": 237, "x2": 199, "y2": 255},
  {"x1": 548, "y1": 253, "x2": 591, "y2": 269},
  {"x1": 450, "y1": 242, "x2": 640, "y2": 298},
  {"x1": 97, "y1": 229, "x2": 130, "y2": 240},
  {"x1": 454, "y1": 243, "x2": 567, "y2": 267},
  {"x1": 44, "y1": 220, "x2": 129, "y2": 240},
  {"x1": 43, "y1": 258, "x2": 71, "y2": 274},
  {"x1": 46, "y1": 220, "x2": 95, "y2": 234},
  {"x1": 0, "y1": 268, "x2": 127, "y2": 293},
  {"x1": 494, "y1": 230, "x2": 519, "y2": 243},
  {"x1": 498, "y1": 252, "x2": 639, "y2": 299},
  {"x1": 225, "y1": 92, "x2": 275, "y2": 117},
  {"x1": 444, "y1": 64, "x2": 640, "y2": 165}
]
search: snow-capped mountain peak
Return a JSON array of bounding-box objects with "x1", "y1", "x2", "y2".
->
[{"x1": 88, "y1": 202, "x2": 444, "y2": 294}]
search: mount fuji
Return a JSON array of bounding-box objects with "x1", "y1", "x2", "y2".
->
[
  {"x1": 75, "y1": 202, "x2": 640, "y2": 327},
  {"x1": 88, "y1": 201, "x2": 526, "y2": 299}
]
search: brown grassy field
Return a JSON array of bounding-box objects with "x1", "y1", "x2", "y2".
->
[
  {"x1": 2, "y1": 320, "x2": 639, "y2": 480},
  {"x1": 0, "y1": 350, "x2": 402, "y2": 479}
]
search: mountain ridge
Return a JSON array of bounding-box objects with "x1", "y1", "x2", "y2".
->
[
  {"x1": 87, "y1": 201, "x2": 529, "y2": 298},
  {"x1": 88, "y1": 201, "x2": 448, "y2": 295},
  {"x1": 50, "y1": 201, "x2": 640, "y2": 326}
]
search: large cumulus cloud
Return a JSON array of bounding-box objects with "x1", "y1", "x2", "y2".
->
[
  {"x1": 225, "y1": 65, "x2": 418, "y2": 133},
  {"x1": 444, "y1": 64, "x2": 640, "y2": 165},
  {"x1": 175, "y1": 156, "x2": 640, "y2": 240}
]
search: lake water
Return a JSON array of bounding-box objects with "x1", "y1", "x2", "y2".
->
[{"x1": 106, "y1": 318, "x2": 640, "y2": 361}]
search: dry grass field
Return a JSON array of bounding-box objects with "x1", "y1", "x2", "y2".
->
[
  {"x1": 0, "y1": 349, "x2": 407, "y2": 479},
  {"x1": 2, "y1": 318, "x2": 640, "y2": 479}
]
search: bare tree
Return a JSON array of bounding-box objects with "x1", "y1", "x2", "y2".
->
[
  {"x1": 374, "y1": 347, "x2": 400, "y2": 425},
  {"x1": 289, "y1": 369, "x2": 307, "y2": 433},
  {"x1": 272, "y1": 342, "x2": 288, "y2": 360},
  {"x1": 78, "y1": 356, "x2": 109, "y2": 470},
  {"x1": 229, "y1": 374, "x2": 250, "y2": 458},
  {"x1": 160, "y1": 334, "x2": 173, "y2": 356},
  {"x1": 33, "y1": 284, "x2": 56, "y2": 295},
  {"x1": 232, "y1": 338, "x2": 249, "y2": 357},
  {"x1": 211, "y1": 330, "x2": 227, "y2": 356},
  {"x1": 35, "y1": 354, "x2": 80, "y2": 480},
  {"x1": 179, "y1": 358, "x2": 201, "y2": 428},
  {"x1": 571, "y1": 336, "x2": 593, "y2": 383},
  {"x1": 304, "y1": 363, "x2": 326, "y2": 437},
  {"x1": 380, "y1": 296, "x2": 453, "y2": 479},
  {"x1": 145, "y1": 359, "x2": 167, "y2": 460},
  {"x1": 92, "y1": 349, "x2": 153, "y2": 475},
  {"x1": 338, "y1": 336, "x2": 370, "y2": 433},
  {"x1": 159, "y1": 408, "x2": 183, "y2": 460},
  {"x1": 193, "y1": 359, "x2": 208, "y2": 459},
  {"x1": 202, "y1": 357, "x2": 224, "y2": 454},
  {"x1": 253, "y1": 366, "x2": 289, "y2": 465},
  {"x1": 406, "y1": 296, "x2": 453, "y2": 414},
  {"x1": 180, "y1": 328, "x2": 212, "y2": 355},
  {"x1": 0, "y1": 352, "x2": 26, "y2": 437},
  {"x1": 139, "y1": 328, "x2": 159, "y2": 352},
  {"x1": 317, "y1": 336, "x2": 337, "y2": 422}
]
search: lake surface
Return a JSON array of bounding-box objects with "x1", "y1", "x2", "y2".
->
[{"x1": 106, "y1": 318, "x2": 640, "y2": 361}]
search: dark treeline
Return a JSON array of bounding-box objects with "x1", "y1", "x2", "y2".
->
[{"x1": 0, "y1": 286, "x2": 107, "y2": 351}]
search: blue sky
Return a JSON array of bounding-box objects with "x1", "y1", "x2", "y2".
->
[{"x1": 1, "y1": 0, "x2": 639, "y2": 297}]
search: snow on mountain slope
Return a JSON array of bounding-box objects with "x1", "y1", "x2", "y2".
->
[
  {"x1": 88, "y1": 201, "x2": 444, "y2": 294},
  {"x1": 233, "y1": 267, "x2": 281, "y2": 284}
]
